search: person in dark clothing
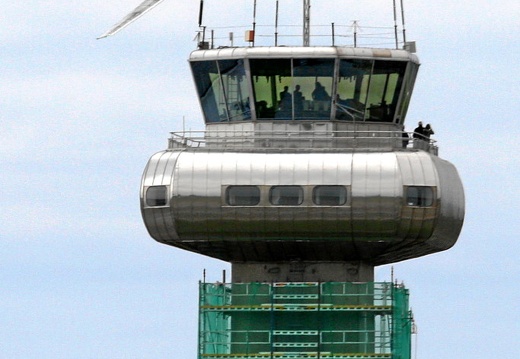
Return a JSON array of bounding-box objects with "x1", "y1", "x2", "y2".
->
[
  {"x1": 312, "y1": 82, "x2": 330, "y2": 101},
  {"x1": 279, "y1": 86, "x2": 292, "y2": 110},
  {"x1": 402, "y1": 131, "x2": 410, "y2": 148},
  {"x1": 423, "y1": 124, "x2": 434, "y2": 139},
  {"x1": 413, "y1": 121, "x2": 425, "y2": 140},
  {"x1": 293, "y1": 85, "x2": 304, "y2": 112}
]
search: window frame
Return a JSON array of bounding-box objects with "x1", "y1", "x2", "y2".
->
[
  {"x1": 225, "y1": 185, "x2": 261, "y2": 206},
  {"x1": 145, "y1": 185, "x2": 169, "y2": 207},
  {"x1": 269, "y1": 185, "x2": 305, "y2": 206},
  {"x1": 312, "y1": 185, "x2": 348, "y2": 206},
  {"x1": 221, "y1": 185, "x2": 351, "y2": 207},
  {"x1": 404, "y1": 186, "x2": 436, "y2": 207}
]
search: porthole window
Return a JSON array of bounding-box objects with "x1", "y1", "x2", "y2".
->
[
  {"x1": 146, "y1": 186, "x2": 168, "y2": 207},
  {"x1": 313, "y1": 186, "x2": 347, "y2": 206},
  {"x1": 269, "y1": 186, "x2": 304, "y2": 206},
  {"x1": 406, "y1": 186, "x2": 434, "y2": 207},
  {"x1": 226, "y1": 186, "x2": 261, "y2": 206}
]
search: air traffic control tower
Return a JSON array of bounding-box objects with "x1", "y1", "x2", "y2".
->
[{"x1": 101, "y1": 1, "x2": 466, "y2": 358}]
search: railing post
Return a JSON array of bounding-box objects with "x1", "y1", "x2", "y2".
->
[{"x1": 331, "y1": 22, "x2": 335, "y2": 46}]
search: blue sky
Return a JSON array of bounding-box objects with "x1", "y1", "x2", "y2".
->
[{"x1": 1, "y1": 1, "x2": 519, "y2": 358}]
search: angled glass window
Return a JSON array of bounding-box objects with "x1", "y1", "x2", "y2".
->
[
  {"x1": 313, "y1": 186, "x2": 348, "y2": 206},
  {"x1": 365, "y1": 60, "x2": 407, "y2": 122},
  {"x1": 191, "y1": 60, "x2": 220, "y2": 123},
  {"x1": 191, "y1": 59, "x2": 251, "y2": 123},
  {"x1": 406, "y1": 186, "x2": 434, "y2": 207},
  {"x1": 145, "y1": 186, "x2": 168, "y2": 207},
  {"x1": 226, "y1": 186, "x2": 261, "y2": 206},
  {"x1": 269, "y1": 186, "x2": 304, "y2": 206},
  {"x1": 336, "y1": 59, "x2": 407, "y2": 123},
  {"x1": 219, "y1": 59, "x2": 251, "y2": 121}
]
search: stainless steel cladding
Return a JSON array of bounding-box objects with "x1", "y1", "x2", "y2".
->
[{"x1": 140, "y1": 149, "x2": 464, "y2": 265}]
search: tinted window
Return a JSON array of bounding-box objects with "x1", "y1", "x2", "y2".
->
[
  {"x1": 406, "y1": 186, "x2": 434, "y2": 207},
  {"x1": 336, "y1": 59, "x2": 407, "y2": 122},
  {"x1": 191, "y1": 60, "x2": 251, "y2": 123},
  {"x1": 146, "y1": 186, "x2": 168, "y2": 207},
  {"x1": 191, "y1": 61, "x2": 220, "y2": 123},
  {"x1": 250, "y1": 58, "x2": 334, "y2": 121},
  {"x1": 269, "y1": 186, "x2": 304, "y2": 206},
  {"x1": 250, "y1": 59, "x2": 292, "y2": 120},
  {"x1": 226, "y1": 186, "x2": 261, "y2": 206},
  {"x1": 366, "y1": 60, "x2": 407, "y2": 122},
  {"x1": 313, "y1": 186, "x2": 347, "y2": 206}
]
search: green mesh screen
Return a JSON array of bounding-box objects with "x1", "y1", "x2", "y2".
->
[{"x1": 199, "y1": 282, "x2": 412, "y2": 359}]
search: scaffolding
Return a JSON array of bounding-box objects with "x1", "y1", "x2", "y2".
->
[{"x1": 199, "y1": 282, "x2": 412, "y2": 359}]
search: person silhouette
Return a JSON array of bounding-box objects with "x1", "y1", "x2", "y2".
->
[
  {"x1": 402, "y1": 131, "x2": 410, "y2": 148},
  {"x1": 279, "y1": 86, "x2": 292, "y2": 110},
  {"x1": 423, "y1": 124, "x2": 434, "y2": 139},
  {"x1": 293, "y1": 85, "x2": 304, "y2": 112},
  {"x1": 312, "y1": 82, "x2": 330, "y2": 101},
  {"x1": 413, "y1": 121, "x2": 425, "y2": 140}
]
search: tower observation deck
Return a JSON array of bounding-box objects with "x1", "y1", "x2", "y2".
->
[{"x1": 100, "y1": 1, "x2": 465, "y2": 358}]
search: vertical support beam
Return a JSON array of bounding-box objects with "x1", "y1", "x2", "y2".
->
[{"x1": 303, "y1": 0, "x2": 311, "y2": 46}]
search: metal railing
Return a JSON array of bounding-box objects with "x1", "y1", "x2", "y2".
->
[
  {"x1": 169, "y1": 129, "x2": 438, "y2": 154},
  {"x1": 196, "y1": 23, "x2": 405, "y2": 50}
]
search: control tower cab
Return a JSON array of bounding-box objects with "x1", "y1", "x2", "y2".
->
[{"x1": 140, "y1": 46, "x2": 465, "y2": 266}]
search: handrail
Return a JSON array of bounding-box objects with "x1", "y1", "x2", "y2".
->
[
  {"x1": 169, "y1": 129, "x2": 438, "y2": 154},
  {"x1": 196, "y1": 23, "x2": 404, "y2": 49}
]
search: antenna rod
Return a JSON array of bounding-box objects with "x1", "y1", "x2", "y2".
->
[
  {"x1": 252, "y1": 0, "x2": 257, "y2": 46},
  {"x1": 303, "y1": 0, "x2": 311, "y2": 46},
  {"x1": 352, "y1": 20, "x2": 358, "y2": 48},
  {"x1": 400, "y1": 0, "x2": 407, "y2": 45},
  {"x1": 198, "y1": 0, "x2": 204, "y2": 27},
  {"x1": 392, "y1": 0, "x2": 398, "y2": 49},
  {"x1": 331, "y1": 23, "x2": 335, "y2": 46},
  {"x1": 275, "y1": 0, "x2": 279, "y2": 46}
]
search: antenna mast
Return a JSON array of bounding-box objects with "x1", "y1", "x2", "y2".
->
[
  {"x1": 400, "y1": 0, "x2": 407, "y2": 45},
  {"x1": 303, "y1": 0, "x2": 311, "y2": 46},
  {"x1": 252, "y1": 0, "x2": 257, "y2": 46},
  {"x1": 392, "y1": 0, "x2": 398, "y2": 49},
  {"x1": 275, "y1": 0, "x2": 279, "y2": 46},
  {"x1": 198, "y1": 0, "x2": 204, "y2": 27}
]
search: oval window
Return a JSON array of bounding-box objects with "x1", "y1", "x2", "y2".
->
[
  {"x1": 269, "y1": 186, "x2": 304, "y2": 206},
  {"x1": 406, "y1": 186, "x2": 434, "y2": 207},
  {"x1": 226, "y1": 186, "x2": 261, "y2": 206},
  {"x1": 313, "y1": 186, "x2": 347, "y2": 206},
  {"x1": 146, "y1": 186, "x2": 168, "y2": 207}
]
